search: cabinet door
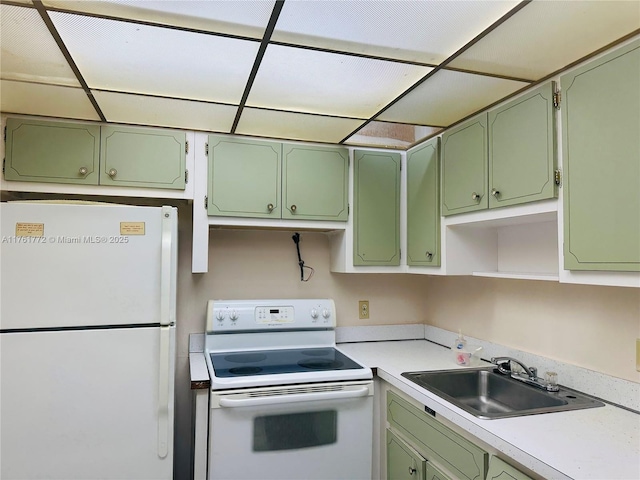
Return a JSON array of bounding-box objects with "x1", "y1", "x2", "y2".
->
[
  {"x1": 426, "y1": 462, "x2": 454, "y2": 480},
  {"x1": 207, "y1": 136, "x2": 281, "y2": 218},
  {"x1": 441, "y1": 114, "x2": 488, "y2": 216},
  {"x1": 387, "y1": 429, "x2": 426, "y2": 480},
  {"x1": 101, "y1": 125, "x2": 186, "y2": 190},
  {"x1": 486, "y1": 456, "x2": 532, "y2": 480},
  {"x1": 4, "y1": 118, "x2": 99, "y2": 185},
  {"x1": 489, "y1": 82, "x2": 557, "y2": 208},
  {"x1": 353, "y1": 150, "x2": 401, "y2": 266},
  {"x1": 561, "y1": 40, "x2": 640, "y2": 271},
  {"x1": 407, "y1": 137, "x2": 440, "y2": 266},
  {"x1": 282, "y1": 144, "x2": 348, "y2": 221}
]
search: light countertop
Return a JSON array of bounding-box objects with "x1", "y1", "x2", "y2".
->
[{"x1": 337, "y1": 340, "x2": 640, "y2": 480}]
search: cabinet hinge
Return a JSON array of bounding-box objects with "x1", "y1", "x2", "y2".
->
[
  {"x1": 3, "y1": 126, "x2": 6, "y2": 142},
  {"x1": 2, "y1": 158, "x2": 5, "y2": 174},
  {"x1": 185, "y1": 169, "x2": 189, "y2": 184},
  {"x1": 553, "y1": 91, "x2": 561, "y2": 109},
  {"x1": 204, "y1": 195, "x2": 208, "y2": 209},
  {"x1": 185, "y1": 140, "x2": 189, "y2": 155},
  {"x1": 554, "y1": 169, "x2": 562, "y2": 187},
  {"x1": 205, "y1": 143, "x2": 209, "y2": 156},
  {"x1": 399, "y1": 249, "x2": 401, "y2": 260},
  {"x1": 348, "y1": 203, "x2": 350, "y2": 215}
]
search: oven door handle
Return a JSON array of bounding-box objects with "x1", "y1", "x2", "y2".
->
[{"x1": 218, "y1": 386, "x2": 370, "y2": 408}]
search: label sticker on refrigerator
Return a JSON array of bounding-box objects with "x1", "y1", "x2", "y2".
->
[
  {"x1": 15, "y1": 223, "x2": 44, "y2": 237},
  {"x1": 120, "y1": 222, "x2": 145, "y2": 235}
]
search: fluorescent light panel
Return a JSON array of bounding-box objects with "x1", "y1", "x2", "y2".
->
[
  {"x1": 378, "y1": 69, "x2": 528, "y2": 126},
  {"x1": 92, "y1": 91, "x2": 237, "y2": 132},
  {"x1": 273, "y1": 0, "x2": 520, "y2": 64},
  {"x1": 49, "y1": 11, "x2": 260, "y2": 104},
  {"x1": 449, "y1": 1, "x2": 640, "y2": 80},
  {"x1": 1, "y1": 80, "x2": 100, "y2": 120},
  {"x1": 236, "y1": 108, "x2": 365, "y2": 144},
  {"x1": 43, "y1": 0, "x2": 274, "y2": 38},
  {"x1": 0, "y1": 5, "x2": 79, "y2": 87},
  {"x1": 247, "y1": 44, "x2": 432, "y2": 118}
]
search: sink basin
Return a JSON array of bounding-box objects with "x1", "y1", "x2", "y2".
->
[{"x1": 402, "y1": 368, "x2": 605, "y2": 419}]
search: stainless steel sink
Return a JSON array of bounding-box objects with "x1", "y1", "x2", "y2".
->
[{"x1": 402, "y1": 368, "x2": 605, "y2": 419}]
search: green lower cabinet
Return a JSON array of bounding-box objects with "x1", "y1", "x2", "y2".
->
[
  {"x1": 353, "y1": 150, "x2": 401, "y2": 266},
  {"x1": 387, "y1": 429, "x2": 426, "y2": 480},
  {"x1": 407, "y1": 137, "x2": 440, "y2": 266},
  {"x1": 441, "y1": 114, "x2": 488, "y2": 216},
  {"x1": 426, "y1": 462, "x2": 453, "y2": 480},
  {"x1": 100, "y1": 125, "x2": 186, "y2": 189},
  {"x1": 562, "y1": 40, "x2": 640, "y2": 271},
  {"x1": 207, "y1": 135, "x2": 281, "y2": 218},
  {"x1": 387, "y1": 391, "x2": 488, "y2": 480},
  {"x1": 488, "y1": 82, "x2": 557, "y2": 208},
  {"x1": 486, "y1": 456, "x2": 532, "y2": 480},
  {"x1": 4, "y1": 118, "x2": 100, "y2": 185},
  {"x1": 282, "y1": 144, "x2": 348, "y2": 221}
]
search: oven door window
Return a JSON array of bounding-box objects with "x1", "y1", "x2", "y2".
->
[{"x1": 253, "y1": 410, "x2": 337, "y2": 452}]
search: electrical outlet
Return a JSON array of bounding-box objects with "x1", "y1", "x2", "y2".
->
[
  {"x1": 359, "y1": 300, "x2": 370, "y2": 320},
  {"x1": 636, "y1": 339, "x2": 640, "y2": 372}
]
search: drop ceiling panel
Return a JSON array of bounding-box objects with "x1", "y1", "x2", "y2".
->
[
  {"x1": 378, "y1": 70, "x2": 528, "y2": 126},
  {"x1": 43, "y1": 0, "x2": 274, "y2": 38},
  {"x1": 92, "y1": 91, "x2": 237, "y2": 132},
  {"x1": 0, "y1": 5, "x2": 79, "y2": 86},
  {"x1": 49, "y1": 12, "x2": 260, "y2": 103},
  {"x1": 1, "y1": 80, "x2": 100, "y2": 120},
  {"x1": 236, "y1": 108, "x2": 365, "y2": 144},
  {"x1": 345, "y1": 121, "x2": 443, "y2": 149},
  {"x1": 273, "y1": 0, "x2": 519, "y2": 64},
  {"x1": 449, "y1": 1, "x2": 640, "y2": 80},
  {"x1": 246, "y1": 45, "x2": 432, "y2": 118}
]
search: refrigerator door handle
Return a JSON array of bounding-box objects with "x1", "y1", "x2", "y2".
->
[
  {"x1": 160, "y1": 206, "x2": 174, "y2": 328},
  {"x1": 157, "y1": 325, "x2": 171, "y2": 458}
]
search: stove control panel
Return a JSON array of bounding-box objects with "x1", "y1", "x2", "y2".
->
[{"x1": 206, "y1": 299, "x2": 336, "y2": 333}]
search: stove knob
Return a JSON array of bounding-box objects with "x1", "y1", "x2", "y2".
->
[
  {"x1": 229, "y1": 310, "x2": 239, "y2": 322},
  {"x1": 215, "y1": 310, "x2": 226, "y2": 322},
  {"x1": 310, "y1": 308, "x2": 319, "y2": 319},
  {"x1": 321, "y1": 308, "x2": 331, "y2": 319}
]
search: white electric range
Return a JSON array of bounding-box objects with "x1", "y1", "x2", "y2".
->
[{"x1": 204, "y1": 299, "x2": 373, "y2": 480}]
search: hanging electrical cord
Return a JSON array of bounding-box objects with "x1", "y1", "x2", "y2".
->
[{"x1": 291, "y1": 232, "x2": 314, "y2": 282}]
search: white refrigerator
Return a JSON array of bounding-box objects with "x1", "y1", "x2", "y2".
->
[{"x1": 0, "y1": 201, "x2": 177, "y2": 480}]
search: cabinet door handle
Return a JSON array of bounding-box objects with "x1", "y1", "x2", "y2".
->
[
  {"x1": 471, "y1": 192, "x2": 482, "y2": 201},
  {"x1": 108, "y1": 168, "x2": 117, "y2": 178},
  {"x1": 425, "y1": 251, "x2": 433, "y2": 260},
  {"x1": 290, "y1": 204, "x2": 297, "y2": 213},
  {"x1": 267, "y1": 203, "x2": 274, "y2": 213},
  {"x1": 78, "y1": 167, "x2": 88, "y2": 176},
  {"x1": 408, "y1": 467, "x2": 417, "y2": 475},
  {"x1": 491, "y1": 188, "x2": 500, "y2": 198}
]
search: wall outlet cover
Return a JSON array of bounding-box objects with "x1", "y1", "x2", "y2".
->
[{"x1": 359, "y1": 300, "x2": 369, "y2": 320}]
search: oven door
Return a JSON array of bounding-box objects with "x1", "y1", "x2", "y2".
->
[{"x1": 208, "y1": 381, "x2": 373, "y2": 480}]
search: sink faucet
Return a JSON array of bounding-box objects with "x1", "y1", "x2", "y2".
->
[{"x1": 491, "y1": 356, "x2": 559, "y2": 392}]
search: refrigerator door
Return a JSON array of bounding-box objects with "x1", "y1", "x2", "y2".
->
[
  {"x1": 0, "y1": 202, "x2": 178, "y2": 329},
  {"x1": 0, "y1": 326, "x2": 176, "y2": 480}
]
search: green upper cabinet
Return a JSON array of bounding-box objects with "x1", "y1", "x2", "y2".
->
[
  {"x1": 387, "y1": 429, "x2": 426, "y2": 480},
  {"x1": 4, "y1": 118, "x2": 100, "y2": 185},
  {"x1": 562, "y1": 40, "x2": 640, "y2": 271},
  {"x1": 207, "y1": 135, "x2": 281, "y2": 218},
  {"x1": 407, "y1": 137, "x2": 440, "y2": 266},
  {"x1": 100, "y1": 125, "x2": 186, "y2": 190},
  {"x1": 488, "y1": 82, "x2": 557, "y2": 208},
  {"x1": 281, "y1": 144, "x2": 348, "y2": 221},
  {"x1": 441, "y1": 114, "x2": 488, "y2": 216},
  {"x1": 353, "y1": 150, "x2": 401, "y2": 266}
]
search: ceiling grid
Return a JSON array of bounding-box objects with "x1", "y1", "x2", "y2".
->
[{"x1": 1, "y1": 0, "x2": 638, "y2": 149}]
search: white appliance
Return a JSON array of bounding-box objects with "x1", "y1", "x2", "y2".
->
[
  {"x1": 0, "y1": 201, "x2": 178, "y2": 480},
  {"x1": 205, "y1": 299, "x2": 374, "y2": 480}
]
